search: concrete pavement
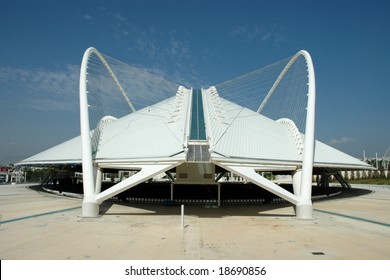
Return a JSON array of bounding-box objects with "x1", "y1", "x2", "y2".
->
[{"x1": 0, "y1": 183, "x2": 389, "y2": 259}]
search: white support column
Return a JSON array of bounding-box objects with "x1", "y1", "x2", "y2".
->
[
  {"x1": 256, "y1": 50, "x2": 316, "y2": 219},
  {"x1": 297, "y1": 50, "x2": 316, "y2": 220},
  {"x1": 80, "y1": 47, "x2": 99, "y2": 217},
  {"x1": 94, "y1": 166, "x2": 103, "y2": 195},
  {"x1": 292, "y1": 169, "x2": 302, "y2": 197}
]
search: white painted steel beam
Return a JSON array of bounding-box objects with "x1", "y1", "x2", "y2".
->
[
  {"x1": 183, "y1": 87, "x2": 193, "y2": 150},
  {"x1": 95, "y1": 162, "x2": 180, "y2": 203},
  {"x1": 297, "y1": 50, "x2": 316, "y2": 219},
  {"x1": 257, "y1": 50, "x2": 316, "y2": 219},
  {"x1": 216, "y1": 162, "x2": 300, "y2": 205},
  {"x1": 79, "y1": 47, "x2": 138, "y2": 217},
  {"x1": 201, "y1": 88, "x2": 214, "y2": 150},
  {"x1": 80, "y1": 47, "x2": 98, "y2": 217}
]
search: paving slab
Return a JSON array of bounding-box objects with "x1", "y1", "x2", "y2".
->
[{"x1": 0, "y1": 184, "x2": 389, "y2": 259}]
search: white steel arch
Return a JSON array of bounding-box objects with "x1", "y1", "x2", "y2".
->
[
  {"x1": 298, "y1": 50, "x2": 316, "y2": 219},
  {"x1": 79, "y1": 47, "x2": 136, "y2": 217},
  {"x1": 79, "y1": 48, "x2": 97, "y2": 217},
  {"x1": 19, "y1": 47, "x2": 374, "y2": 220},
  {"x1": 86, "y1": 47, "x2": 136, "y2": 113},
  {"x1": 258, "y1": 50, "x2": 316, "y2": 219},
  {"x1": 257, "y1": 50, "x2": 311, "y2": 114}
]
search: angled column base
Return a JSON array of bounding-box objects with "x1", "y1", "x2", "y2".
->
[
  {"x1": 295, "y1": 201, "x2": 313, "y2": 220},
  {"x1": 82, "y1": 201, "x2": 99, "y2": 217}
]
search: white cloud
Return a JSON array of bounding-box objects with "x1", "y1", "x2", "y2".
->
[
  {"x1": 231, "y1": 24, "x2": 266, "y2": 42},
  {"x1": 0, "y1": 65, "x2": 79, "y2": 112},
  {"x1": 114, "y1": 13, "x2": 126, "y2": 22},
  {"x1": 91, "y1": 7, "x2": 203, "y2": 88},
  {"x1": 261, "y1": 32, "x2": 271, "y2": 42},
  {"x1": 230, "y1": 26, "x2": 248, "y2": 36},
  {"x1": 84, "y1": 14, "x2": 92, "y2": 21},
  {"x1": 329, "y1": 137, "x2": 355, "y2": 145},
  {"x1": 168, "y1": 35, "x2": 190, "y2": 60},
  {"x1": 0, "y1": 59, "x2": 182, "y2": 117},
  {"x1": 102, "y1": 55, "x2": 179, "y2": 110},
  {"x1": 230, "y1": 23, "x2": 289, "y2": 45}
]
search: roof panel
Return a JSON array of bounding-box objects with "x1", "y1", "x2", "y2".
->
[
  {"x1": 95, "y1": 89, "x2": 190, "y2": 161},
  {"x1": 19, "y1": 86, "x2": 370, "y2": 170},
  {"x1": 210, "y1": 102, "x2": 301, "y2": 162},
  {"x1": 313, "y1": 140, "x2": 372, "y2": 169},
  {"x1": 19, "y1": 135, "x2": 82, "y2": 164}
]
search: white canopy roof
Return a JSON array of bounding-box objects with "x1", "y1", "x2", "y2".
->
[{"x1": 19, "y1": 86, "x2": 371, "y2": 171}]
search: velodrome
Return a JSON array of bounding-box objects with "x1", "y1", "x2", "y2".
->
[{"x1": 1, "y1": 183, "x2": 389, "y2": 259}]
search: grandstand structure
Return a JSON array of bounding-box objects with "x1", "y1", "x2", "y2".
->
[{"x1": 19, "y1": 47, "x2": 372, "y2": 219}]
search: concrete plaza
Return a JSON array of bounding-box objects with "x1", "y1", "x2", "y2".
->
[{"x1": 0, "y1": 183, "x2": 389, "y2": 260}]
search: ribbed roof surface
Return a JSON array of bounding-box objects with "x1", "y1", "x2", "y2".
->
[
  {"x1": 19, "y1": 86, "x2": 371, "y2": 170},
  {"x1": 206, "y1": 94, "x2": 300, "y2": 162},
  {"x1": 20, "y1": 135, "x2": 82, "y2": 164},
  {"x1": 313, "y1": 140, "x2": 371, "y2": 169},
  {"x1": 96, "y1": 95, "x2": 187, "y2": 160}
]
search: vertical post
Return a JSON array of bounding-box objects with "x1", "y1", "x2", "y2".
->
[
  {"x1": 217, "y1": 183, "x2": 221, "y2": 207},
  {"x1": 296, "y1": 50, "x2": 316, "y2": 220},
  {"x1": 292, "y1": 169, "x2": 302, "y2": 197},
  {"x1": 376, "y1": 153, "x2": 378, "y2": 168},
  {"x1": 80, "y1": 47, "x2": 99, "y2": 217},
  {"x1": 170, "y1": 183, "x2": 174, "y2": 200},
  {"x1": 181, "y1": 204, "x2": 184, "y2": 229},
  {"x1": 94, "y1": 166, "x2": 103, "y2": 195}
]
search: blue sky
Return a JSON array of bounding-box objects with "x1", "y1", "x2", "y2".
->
[{"x1": 0, "y1": 0, "x2": 389, "y2": 164}]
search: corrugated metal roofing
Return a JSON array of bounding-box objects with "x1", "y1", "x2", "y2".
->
[
  {"x1": 20, "y1": 135, "x2": 82, "y2": 164},
  {"x1": 19, "y1": 85, "x2": 371, "y2": 170},
  {"x1": 96, "y1": 102, "x2": 184, "y2": 160},
  {"x1": 207, "y1": 96, "x2": 300, "y2": 162},
  {"x1": 313, "y1": 140, "x2": 371, "y2": 169}
]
